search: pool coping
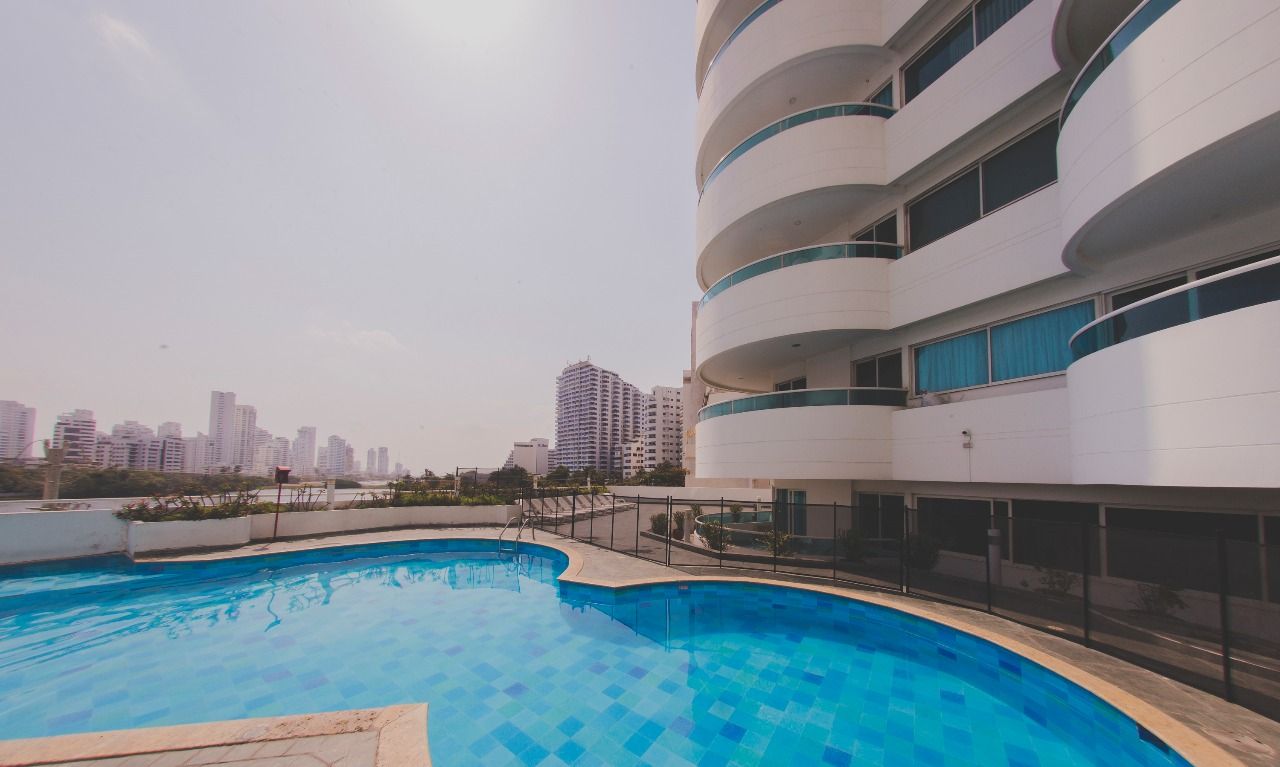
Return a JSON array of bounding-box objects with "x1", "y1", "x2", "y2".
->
[
  {"x1": 0, "y1": 704, "x2": 429, "y2": 767},
  {"x1": 46, "y1": 527, "x2": 1272, "y2": 766}
]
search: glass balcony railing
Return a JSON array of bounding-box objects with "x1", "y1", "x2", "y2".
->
[
  {"x1": 1069, "y1": 256, "x2": 1280, "y2": 360},
  {"x1": 702, "y1": 0, "x2": 784, "y2": 88},
  {"x1": 698, "y1": 387, "x2": 907, "y2": 422},
  {"x1": 702, "y1": 102, "x2": 896, "y2": 191},
  {"x1": 700, "y1": 241, "x2": 901, "y2": 306},
  {"x1": 1061, "y1": 0, "x2": 1180, "y2": 126}
]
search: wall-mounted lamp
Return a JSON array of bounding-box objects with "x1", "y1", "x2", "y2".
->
[{"x1": 961, "y1": 429, "x2": 973, "y2": 449}]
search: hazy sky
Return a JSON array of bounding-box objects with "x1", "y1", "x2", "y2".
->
[{"x1": 0, "y1": 1, "x2": 698, "y2": 473}]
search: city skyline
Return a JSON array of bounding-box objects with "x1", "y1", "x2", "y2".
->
[{"x1": 0, "y1": 2, "x2": 697, "y2": 474}]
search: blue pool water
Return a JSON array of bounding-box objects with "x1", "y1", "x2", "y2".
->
[{"x1": 0, "y1": 540, "x2": 1191, "y2": 766}]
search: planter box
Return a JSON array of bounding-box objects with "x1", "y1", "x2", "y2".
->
[
  {"x1": 127, "y1": 516, "x2": 251, "y2": 556},
  {"x1": 248, "y1": 505, "x2": 519, "y2": 541}
]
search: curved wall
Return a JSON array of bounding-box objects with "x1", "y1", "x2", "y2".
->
[
  {"x1": 696, "y1": 115, "x2": 888, "y2": 287},
  {"x1": 696, "y1": 257, "x2": 891, "y2": 390},
  {"x1": 1067, "y1": 302, "x2": 1280, "y2": 488},
  {"x1": 1058, "y1": 1, "x2": 1280, "y2": 270},
  {"x1": 696, "y1": 404, "x2": 898, "y2": 480},
  {"x1": 696, "y1": 0, "x2": 886, "y2": 180}
]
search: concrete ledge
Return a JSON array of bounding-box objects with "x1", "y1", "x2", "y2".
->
[{"x1": 0, "y1": 704, "x2": 429, "y2": 767}]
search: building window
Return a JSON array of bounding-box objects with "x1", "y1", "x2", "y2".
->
[
  {"x1": 854, "y1": 213, "x2": 897, "y2": 244},
  {"x1": 775, "y1": 490, "x2": 808, "y2": 535},
  {"x1": 867, "y1": 80, "x2": 893, "y2": 109},
  {"x1": 912, "y1": 300, "x2": 1095, "y2": 394},
  {"x1": 916, "y1": 497, "x2": 991, "y2": 556},
  {"x1": 856, "y1": 493, "x2": 904, "y2": 540},
  {"x1": 853, "y1": 350, "x2": 903, "y2": 389},
  {"x1": 907, "y1": 120, "x2": 1057, "y2": 251},
  {"x1": 1010, "y1": 500, "x2": 1098, "y2": 573},
  {"x1": 774, "y1": 377, "x2": 807, "y2": 392},
  {"x1": 903, "y1": 0, "x2": 1031, "y2": 103}
]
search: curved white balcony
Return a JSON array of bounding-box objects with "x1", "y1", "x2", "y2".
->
[
  {"x1": 695, "y1": 0, "x2": 759, "y2": 86},
  {"x1": 696, "y1": 107, "x2": 890, "y2": 289},
  {"x1": 695, "y1": 243, "x2": 896, "y2": 391},
  {"x1": 695, "y1": 388, "x2": 906, "y2": 480},
  {"x1": 1050, "y1": 0, "x2": 1141, "y2": 69},
  {"x1": 696, "y1": 0, "x2": 889, "y2": 182},
  {"x1": 1067, "y1": 257, "x2": 1280, "y2": 487},
  {"x1": 1058, "y1": 0, "x2": 1280, "y2": 270}
]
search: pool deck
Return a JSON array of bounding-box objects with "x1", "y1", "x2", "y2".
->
[{"x1": 7, "y1": 526, "x2": 1279, "y2": 766}]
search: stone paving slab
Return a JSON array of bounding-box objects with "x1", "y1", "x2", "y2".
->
[
  {"x1": 0, "y1": 705, "x2": 427, "y2": 767},
  {"x1": 43, "y1": 526, "x2": 1280, "y2": 766}
]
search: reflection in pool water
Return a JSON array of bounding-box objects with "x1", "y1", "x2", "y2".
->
[{"x1": 0, "y1": 540, "x2": 1190, "y2": 766}]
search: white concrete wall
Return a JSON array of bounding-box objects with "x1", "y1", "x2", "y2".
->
[
  {"x1": 1058, "y1": 0, "x2": 1280, "y2": 269},
  {"x1": 249, "y1": 505, "x2": 517, "y2": 540},
  {"x1": 127, "y1": 516, "x2": 251, "y2": 556},
  {"x1": 697, "y1": 403, "x2": 898, "y2": 480},
  {"x1": 889, "y1": 186, "x2": 1065, "y2": 327},
  {"x1": 1068, "y1": 302, "x2": 1280, "y2": 488},
  {"x1": 892, "y1": 387, "x2": 1072, "y2": 484},
  {"x1": 0, "y1": 508, "x2": 125, "y2": 564},
  {"x1": 885, "y1": 0, "x2": 1060, "y2": 182}
]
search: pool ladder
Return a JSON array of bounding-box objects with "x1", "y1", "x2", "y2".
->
[{"x1": 497, "y1": 508, "x2": 535, "y2": 555}]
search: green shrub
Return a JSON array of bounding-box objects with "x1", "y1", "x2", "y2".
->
[
  {"x1": 1035, "y1": 567, "x2": 1079, "y2": 598},
  {"x1": 730, "y1": 504, "x2": 743, "y2": 523},
  {"x1": 700, "y1": 520, "x2": 729, "y2": 552},
  {"x1": 649, "y1": 512, "x2": 668, "y2": 535},
  {"x1": 763, "y1": 529, "x2": 792, "y2": 556},
  {"x1": 115, "y1": 491, "x2": 275, "y2": 522},
  {"x1": 839, "y1": 527, "x2": 865, "y2": 562},
  {"x1": 1133, "y1": 583, "x2": 1187, "y2": 617}
]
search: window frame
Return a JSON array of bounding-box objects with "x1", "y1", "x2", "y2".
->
[
  {"x1": 901, "y1": 0, "x2": 1032, "y2": 104},
  {"x1": 909, "y1": 296, "x2": 1102, "y2": 397},
  {"x1": 905, "y1": 117, "x2": 1059, "y2": 253},
  {"x1": 852, "y1": 349, "x2": 904, "y2": 389},
  {"x1": 853, "y1": 211, "x2": 899, "y2": 244}
]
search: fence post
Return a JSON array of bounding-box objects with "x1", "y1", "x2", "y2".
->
[
  {"x1": 570, "y1": 491, "x2": 577, "y2": 540},
  {"x1": 718, "y1": 497, "x2": 725, "y2": 569},
  {"x1": 1081, "y1": 522, "x2": 1091, "y2": 647},
  {"x1": 635, "y1": 495, "x2": 640, "y2": 556},
  {"x1": 665, "y1": 496, "x2": 673, "y2": 566},
  {"x1": 609, "y1": 494, "x2": 616, "y2": 551},
  {"x1": 832, "y1": 502, "x2": 838, "y2": 584},
  {"x1": 984, "y1": 519, "x2": 993, "y2": 613},
  {"x1": 772, "y1": 497, "x2": 778, "y2": 574},
  {"x1": 1218, "y1": 530, "x2": 1235, "y2": 702},
  {"x1": 901, "y1": 506, "x2": 910, "y2": 595},
  {"x1": 589, "y1": 490, "x2": 595, "y2": 543}
]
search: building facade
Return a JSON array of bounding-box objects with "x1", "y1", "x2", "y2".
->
[
  {"x1": 643, "y1": 385, "x2": 684, "y2": 470},
  {"x1": 691, "y1": 1, "x2": 1279, "y2": 553},
  {"x1": 377, "y1": 447, "x2": 389, "y2": 477},
  {"x1": 0, "y1": 400, "x2": 36, "y2": 462},
  {"x1": 208, "y1": 391, "x2": 236, "y2": 469},
  {"x1": 553, "y1": 361, "x2": 648, "y2": 473},
  {"x1": 292, "y1": 426, "x2": 317, "y2": 476},
  {"x1": 504, "y1": 438, "x2": 550, "y2": 475},
  {"x1": 51, "y1": 409, "x2": 97, "y2": 465}
]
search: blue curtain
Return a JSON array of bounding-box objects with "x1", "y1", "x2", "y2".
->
[
  {"x1": 990, "y1": 301, "x2": 1095, "y2": 381},
  {"x1": 914, "y1": 331, "x2": 988, "y2": 393},
  {"x1": 975, "y1": 0, "x2": 1033, "y2": 44}
]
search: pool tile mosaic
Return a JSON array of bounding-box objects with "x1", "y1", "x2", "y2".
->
[{"x1": 0, "y1": 540, "x2": 1193, "y2": 766}]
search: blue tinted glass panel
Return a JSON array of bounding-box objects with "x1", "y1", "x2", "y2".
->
[
  {"x1": 905, "y1": 15, "x2": 974, "y2": 102},
  {"x1": 990, "y1": 302, "x2": 1094, "y2": 381},
  {"x1": 914, "y1": 331, "x2": 988, "y2": 393},
  {"x1": 909, "y1": 168, "x2": 980, "y2": 250},
  {"x1": 974, "y1": 0, "x2": 1033, "y2": 44}
]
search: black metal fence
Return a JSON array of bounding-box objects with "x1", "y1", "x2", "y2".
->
[{"x1": 521, "y1": 490, "x2": 1280, "y2": 721}]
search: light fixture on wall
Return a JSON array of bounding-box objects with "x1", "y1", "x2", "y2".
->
[{"x1": 961, "y1": 429, "x2": 973, "y2": 449}]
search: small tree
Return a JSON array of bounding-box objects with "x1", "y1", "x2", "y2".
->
[
  {"x1": 763, "y1": 529, "x2": 792, "y2": 556},
  {"x1": 730, "y1": 504, "x2": 743, "y2": 523},
  {"x1": 1133, "y1": 583, "x2": 1187, "y2": 617},
  {"x1": 701, "y1": 520, "x2": 730, "y2": 552},
  {"x1": 649, "y1": 512, "x2": 668, "y2": 536}
]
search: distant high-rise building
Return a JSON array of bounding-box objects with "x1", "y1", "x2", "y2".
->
[
  {"x1": 208, "y1": 391, "x2": 236, "y2": 468},
  {"x1": 253, "y1": 436, "x2": 291, "y2": 477},
  {"x1": 157, "y1": 421, "x2": 182, "y2": 439},
  {"x1": 52, "y1": 409, "x2": 97, "y2": 464},
  {"x1": 231, "y1": 405, "x2": 258, "y2": 469},
  {"x1": 320, "y1": 435, "x2": 351, "y2": 476},
  {"x1": 553, "y1": 361, "x2": 647, "y2": 473},
  {"x1": 366, "y1": 448, "x2": 377, "y2": 477},
  {"x1": 95, "y1": 420, "x2": 184, "y2": 472},
  {"x1": 621, "y1": 438, "x2": 645, "y2": 479},
  {"x1": 183, "y1": 432, "x2": 214, "y2": 473},
  {"x1": 377, "y1": 447, "x2": 389, "y2": 477},
  {"x1": 292, "y1": 426, "x2": 317, "y2": 476},
  {"x1": 0, "y1": 400, "x2": 36, "y2": 461},
  {"x1": 644, "y1": 385, "x2": 684, "y2": 471},
  {"x1": 394, "y1": 461, "x2": 406, "y2": 477}
]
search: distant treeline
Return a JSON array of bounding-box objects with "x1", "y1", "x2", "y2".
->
[{"x1": 0, "y1": 465, "x2": 274, "y2": 501}]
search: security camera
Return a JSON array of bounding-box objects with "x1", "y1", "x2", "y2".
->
[{"x1": 961, "y1": 429, "x2": 971, "y2": 437}]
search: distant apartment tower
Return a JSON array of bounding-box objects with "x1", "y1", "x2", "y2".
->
[
  {"x1": 208, "y1": 391, "x2": 236, "y2": 468},
  {"x1": 95, "y1": 421, "x2": 185, "y2": 472},
  {"x1": 0, "y1": 400, "x2": 36, "y2": 461},
  {"x1": 231, "y1": 405, "x2": 258, "y2": 469},
  {"x1": 292, "y1": 427, "x2": 317, "y2": 476},
  {"x1": 643, "y1": 385, "x2": 683, "y2": 470},
  {"x1": 553, "y1": 361, "x2": 647, "y2": 473},
  {"x1": 183, "y1": 433, "x2": 214, "y2": 473},
  {"x1": 366, "y1": 448, "x2": 377, "y2": 477},
  {"x1": 52, "y1": 409, "x2": 97, "y2": 464},
  {"x1": 377, "y1": 447, "x2": 389, "y2": 477},
  {"x1": 157, "y1": 421, "x2": 182, "y2": 439},
  {"x1": 394, "y1": 461, "x2": 406, "y2": 477},
  {"x1": 253, "y1": 437, "x2": 291, "y2": 477},
  {"x1": 621, "y1": 438, "x2": 645, "y2": 479},
  {"x1": 503, "y1": 438, "x2": 550, "y2": 475},
  {"x1": 320, "y1": 435, "x2": 352, "y2": 476}
]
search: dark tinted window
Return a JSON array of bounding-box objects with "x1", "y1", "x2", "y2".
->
[
  {"x1": 1197, "y1": 261, "x2": 1280, "y2": 319},
  {"x1": 917, "y1": 497, "x2": 989, "y2": 556},
  {"x1": 877, "y1": 352, "x2": 903, "y2": 388},
  {"x1": 1111, "y1": 277, "x2": 1186, "y2": 310},
  {"x1": 1195, "y1": 250, "x2": 1276, "y2": 279},
  {"x1": 975, "y1": 0, "x2": 1033, "y2": 44},
  {"x1": 854, "y1": 359, "x2": 878, "y2": 388},
  {"x1": 981, "y1": 122, "x2": 1058, "y2": 212},
  {"x1": 908, "y1": 168, "x2": 980, "y2": 250},
  {"x1": 1011, "y1": 500, "x2": 1099, "y2": 572},
  {"x1": 868, "y1": 81, "x2": 893, "y2": 108},
  {"x1": 904, "y1": 16, "x2": 974, "y2": 102}
]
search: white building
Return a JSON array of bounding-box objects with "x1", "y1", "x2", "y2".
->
[
  {"x1": 690, "y1": 1, "x2": 1280, "y2": 548},
  {"x1": 366, "y1": 448, "x2": 377, "y2": 477},
  {"x1": 292, "y1": 426, "x2": 317, "y2": 476},
  {"x1": 183, "y1": 432, "x2": 214, "y2": 473},
  {"x1": 503, "y1": 437, "x2": 550, "y2": 475},
  {"x1": 377, "y1": 447, "x2": 389, "y2": 477},
  {"x1": 208, "y1": 391, "x2": 236, "y2": 468},
  {"x1": 643, "y1": 385, "x2": 683, "y2": 471},
  {"x1": 51, "y1": 409, "x2": 97, "y2": 465},
  {"x1": 621, "y1": 438, "x2": 645, "y2": 480},
  {"x1": 553, "y1": 361, "x2": 648, "y2": 473},
  {"x1": 231, "y1": 405, "x2": 258, "y2": 470},
  {"x1": 157, "y1": 421, "x2": 182, "y2": 439},
  {"x1": 254, "y1": 436, "x2": 292, "y2": 477},
  {"x1": 0, "y1": 400, "x2": 36, "y2": 462},
  {"x1": 320, "y1": 435, "x2": 352, "y2": 476}
]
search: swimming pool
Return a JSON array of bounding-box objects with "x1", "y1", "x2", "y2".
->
[{"x1": 0, "y1": 539, "x2": 1193, "y2": 766}]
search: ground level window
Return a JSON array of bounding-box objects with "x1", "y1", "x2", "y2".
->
[
  {"x1": 1106, "y1": 507, "x2": 1260, "y2": 598},
  {"x1": 775, "y1": 489, "x2": 807, "y2": 536},
  {"x1": 916, "y1": 497, "x2": 990, "y2": 556},
  {"x1": 856, "y1": 493, "x2": 905, "y2": 541},
  {"x1": 1009, "y1": 500, "x2": 1098, "y2": 573}
]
